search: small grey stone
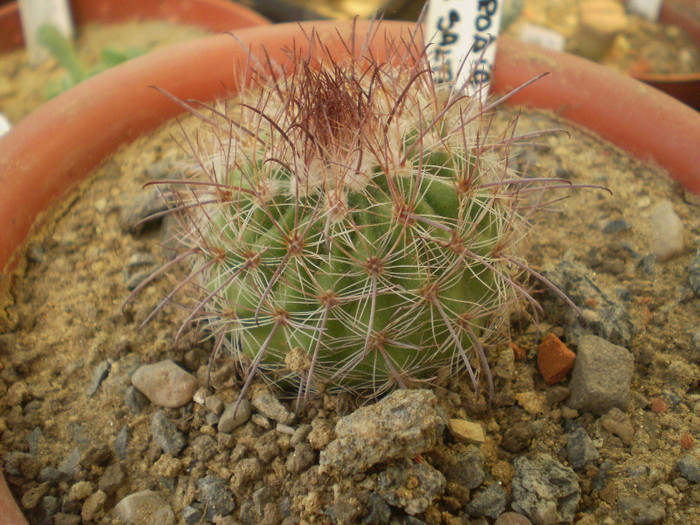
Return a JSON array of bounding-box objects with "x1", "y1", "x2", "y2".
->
[
  {"x1": 115, "y1": 426, "x2": 129, "y2": 460},
  {"x1": 566, "y1": 426, "x2": 600, "y2": 470},
  {"x1": 39, "y1": 466, "x2": 67, "y2": 484},
  {"x1": 131, "y1": 360, "x2": 198, "y2": 408},
  {"x1": 151, "y1": 411, "x2": 186, "y2": 456},
  {"x1": 218, "y1": 399, "x2": 252, "y2": 433},
  {"x1": 196, "y1": 475, "x2": 236, "y2": 520},
  {"x1": 364, "y1": 493, "x2": 392, "y2": 525},
  {"x1": 320, "y1": 389, "x2": 444, "y2": 476},
  {"x1": 86, "y1": 360, "x2": 111, "y2": 397},
  {"x1": 375, "y1": 459, "x2": 446, "y2": 516},
  {"x1": 58, "y1": 448, "x2": 81, "y2": 479},
  {"x1": 444, "y1": 446, "x2": 485, "y2": 490},
  {"x1": 542, "y1": 260, "x2": 636, "y2": 346},
  {"x1": 251, "y1": 389, "x2": 294, "y2": 424},
  {"x1": 567, "y1": 335, "x2": 634, "y2": 415},
  {"x1": 688, "y1": 254, "x2": 700, "y2": 297},
  {"x1": 125, "y1": 386, "x2": 149, "y2": 414},
  {"x1": 119, "y1": 188, "x2": 169, "y2": 234},
  {"x1": 114, "y1": 490, "x2": 175, "y2": 525},
  {"x1": 511, "y1": 454, "x2": 581, "y2": 525},
  {"x1": 28, "y1": 426, "x2": 42, "y2": 455},
  {"x1": 182, "y1": 505, "x2": 204, "y2": 525},
  {"x1": 603, "y1": 219, "x2": 631, "y2": 234},
  {"x1": 466, "y1": 483, "x2": 507, "y2": 519},
  {"x1": 618, "y1": 496, "x2": 666, "y2": 524},
  {"x1": 677, "y1": 454, "x2": 700, "y2": 483}
]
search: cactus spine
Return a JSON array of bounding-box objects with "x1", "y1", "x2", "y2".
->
[{"x1": 155, "y1": 26, "x2": 559, "y2": 407}]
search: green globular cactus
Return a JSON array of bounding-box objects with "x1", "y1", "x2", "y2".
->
[{"x1": 147, "y1": 27, "x2": 568, "y2": 409}]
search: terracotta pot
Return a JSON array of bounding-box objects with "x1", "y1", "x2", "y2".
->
[
  {"x1": 628, "y1": 0, "x2": 700, "y2": 110},
  {"x1": 0, "y1": 0, "x2": 269, "y2": 53},
  {"x1": 0, "y1": 20, "x2": 698, "y2": 524}
]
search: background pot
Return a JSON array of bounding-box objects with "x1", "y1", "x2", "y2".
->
[
  {"x1": 0, "y1": 0, "x2": 269, "y2": 53},
  {"x1": 0, "y1": 19, "x2": 698, "y2": 524},
  {"x1": 629, "y1": 0, "x2": 700, "y2": 110}
]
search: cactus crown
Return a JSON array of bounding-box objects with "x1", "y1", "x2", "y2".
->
[{"x1": 142, "y1": 24, "x2": 569, "y2": 409}]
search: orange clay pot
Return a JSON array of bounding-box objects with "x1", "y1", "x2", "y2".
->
[
  {"x1": 0, "y1": 20, "x2": 699, "y2": 524},
  {"x1": 0, "y1": 0, "x2": 269, "y2": 53}
]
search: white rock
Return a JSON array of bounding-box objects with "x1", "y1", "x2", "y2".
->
[
  {"x1": 113, "y1": 490, "x2": 175, "y2": 525},
  {"x1": 131, "y1": 360, "x2": 198, "y2": 408},
  {"x1": 651, "y1": 200, "x2": 684, "y2": 261}
]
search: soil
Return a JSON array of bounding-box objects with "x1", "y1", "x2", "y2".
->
[
  {"x1": 503, "y1": 0, "x2": 700, "y2": 76},
  {"x1": 0, "y1": 20, "x2": 211, "y2": 125},
  {"x1": 0, "y1": 85, "x2": 699, "y2": 525}
]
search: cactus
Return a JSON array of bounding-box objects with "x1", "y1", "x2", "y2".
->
[{"x1": 141, "y1": 26, "x2": 574, "y2": 409}]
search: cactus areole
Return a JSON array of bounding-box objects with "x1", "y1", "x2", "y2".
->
[{"x1": 151, "y1": 24, "x2": 562, "y2": 407}]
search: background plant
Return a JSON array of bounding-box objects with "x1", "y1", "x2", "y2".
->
[{"x1": 135, "y1": 23, "x2": 576, "y2": 410}]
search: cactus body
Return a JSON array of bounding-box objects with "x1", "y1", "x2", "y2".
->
[{"x1": 161, "y1": 28, "x2": 550, "y2": 405}]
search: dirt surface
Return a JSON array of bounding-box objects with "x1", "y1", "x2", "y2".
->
[
  {"x1": 0, "y1": 88, "x2": 698, "y2": 525},
  {"x1": 0, "y1": 20, "x2": 211, "y2": 125},
  {"x1": 504, "y1": 0, "x2": 700, "y2": 75}
]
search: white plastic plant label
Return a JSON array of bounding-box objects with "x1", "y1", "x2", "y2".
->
[
  {"x1": 424, "y1": 0, "x2": 504, "y2": 100},
  {"x1": 0, "y1": 112, "x2": 11, "y2": 137},
  {"x1": 518, "y1": 23, "x2": 566, "y2": 52},
  {"x1": 18, "y1": 0, "x2": 74, "y2": 64},
  {"x1": 626, "y1": 0, "x2": 663, "y2": 21}
]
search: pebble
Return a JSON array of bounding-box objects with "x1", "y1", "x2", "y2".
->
[
  {"x1": 501, "y1": 422, "x2": 534, "y2": 454},
  {"x1": 191, "y1": 435, "x2": 217, "y2": 462},
  {"x1": 364, "y1": 493, "x2": 392, "y2": 525},
  {"x1": 119, "y1": 187, "x2": 169, "y2": 233},
  {"x1": 98, "y1": 463, "x2": 126, "y2": 495},
  {"x1": 182, "y1": 505, "x2": 204, "y2": 525},
  {"x1": 115, "y1": 426, "x2": 129, "y2": 460},
  {"x1": 618, "y1": 496, "x2": 665, "y2": 524},
  {"x1": 444, "y1": 445, "x2": 485, "y2": 490},
  {"x1": 375, "y1": 459, "x2": 446, "y2": 516},
  {"x1": 131, "y1": 360, "x2": 198, "y2": 408},
  {"x1": 81, "y1": 490, "x2": 107, "y2": 522},
  {"x1": 566, "y1": 426, "x2": 600, "y2": 470},
  {"x1": 567, "y1": 335, "x2": 634, "y2": 415},
  {"x1": 196, "y1": 475, "x2": 236, "y2": 520},
  {"x1": 86, "y1": 360, "x2": 111, "y2": 397},
  {"x1": 543, "y1": 260, "x2": 636, "y2": 347},
  {"x1": 448, "y1": 418, "x2": 485, "y2": 445},
  {"x1": 125, "y1": 385, "x2": 149, "y2": 414},
  {"x1": 465, "y1": 483, "x2": 507, "y2": 519},
  {"x1": 218, "y1": 399, "x2": 252, "y2": 433},
  {"x1": 650, "y1": 200, "x2": 684, "y2": 261},
  {"x1": 113, "y1": 490, "x2": 176, "y2": 525},
  {"x1": 688, "y1": 254, "x2": 700, "y2": 297},
  {"x1": 151, "y1": 411, "x2": 186, "y2": 456},
  {"x1": 511, "y1": 454, "x2": 581, "y2": 525},
  {"x1": 251, "y1": 388, "x2": 294, "y2": 424},
  {"x1": 599, "y1": 408, "x2": 635, "y2": 445},
  {"x1": 537, "y1": 333, "x2": 576, "y2": 385},
  {"x1": 494, "y1": 512, "x2": 533, "y2": 525},
  {"x1": 58, "y1": 448, "x2": 81, "y2": 479},
  {"x1": 319, "y1": 389, "x2": 444, "y2": 476},
  {"x1": 286, "y1": 443, "x2": 316, "y2": 474},
  {"x1": 677, "y1": 454, "x2": 700, "y2": 483},
  {"x1": 602, "y1": 219, "x2": 631, "y2": 234}
]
